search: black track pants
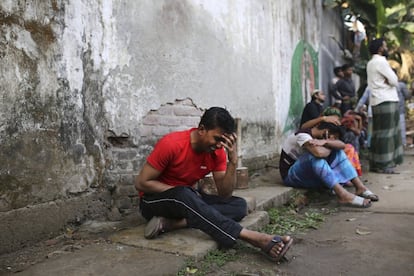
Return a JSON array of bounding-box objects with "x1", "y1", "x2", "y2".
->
[{"x1": 140, "y1": 186, "x2": 247, "y2": 248}]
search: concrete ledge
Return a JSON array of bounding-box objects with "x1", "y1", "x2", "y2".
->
[
  {"x1": 240, "y1": 210, "x2": 269, "y2": 231},
  {"x1": 0, "y1": 191, "x2": 110, "y2": 254},
  {"x1": 110, "y1": 225, "x2": 217, "y2": 260},
  {"x1": 234, "y1": 185, "x2": 293, "y2": 211}
]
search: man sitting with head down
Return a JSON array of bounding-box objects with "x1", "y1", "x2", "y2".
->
[
  {"x1": 136, "y1": 107, "x2": 293, "y2": 262},
  {"x1": 279, "y1": 122, "x2": 378, "y2": 207}
]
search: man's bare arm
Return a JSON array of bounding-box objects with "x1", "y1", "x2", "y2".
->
[
  {"x1": 135, "y1": 163, "x2": 174, "y2": 194},
  {"x1": 304, "y1": 140, "x2": 332, "y2": 158},
  {"x1": 304, "y1": 138, "x2": 345, "y2": 158},
  {"x1": 301, "y1": 115, "x2": 341, "y2": 129}
]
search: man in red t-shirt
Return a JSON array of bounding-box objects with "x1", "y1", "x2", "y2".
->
[{"x1": 136, "y1": 107, "x2": 293, "y2": 262}]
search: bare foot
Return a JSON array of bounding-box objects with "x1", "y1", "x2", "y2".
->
[
  {"x1": 261, "y1": 235, "x2": 292, "y2": 259},
  {"x1": 163, "y1": 218, "x2": 187, "y2": 232},
  {"x1": 355, "y1": 187, "x2": 367, "y2": 196},
  {"x1": 239, "y1": 229, "x2": 293, "y2": 260}
]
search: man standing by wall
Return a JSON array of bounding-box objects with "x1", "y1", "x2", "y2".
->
[
  {"x1": 366, "y1": 38, "x2": 403, "y2": 174},
  {"x1": 328, "y1": 66, "x2": 344, "y2": 108},
  {"x1": 336, "y1": 64, "x2": 356, "y2": 115}
]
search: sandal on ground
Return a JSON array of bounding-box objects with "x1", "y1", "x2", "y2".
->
[
  {"x1": 341, "y1": 196, "x2": 371, "y2": 208},
  {"x1": 262, "y1": 235, "x2": 293, "y2": 262},
  {"x1": 144, "y1": 216, "x2": 165, "y2": 239},
  {"x1": 358, "y1": 190, "x2": 379, "y2": 202},
  {"x1": 372, "y1": 168, "x2": 400, "y2": 174}
]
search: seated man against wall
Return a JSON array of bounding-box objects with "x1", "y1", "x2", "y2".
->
[
  {"x1": 299, "y1": 89, "x2": 341, "y2": 129},
  {"x1": 323, "y1": 107, "x2": 364, "y2": 177},
  {"x1": 300, "y1": 89, "x2": 325, "y2": 127},
  {"x1": 136, "y1": 107, "x2": 293, "y2": 262},
  {"x1": 341, "y1": 109, "x2": 365, "y2": 153},
  {"x1": 279, "y1": 122, "x2": 378, "y2": 207}
]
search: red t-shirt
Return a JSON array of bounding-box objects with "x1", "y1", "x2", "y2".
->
[{"x1": 146, "y1": 128, "x2": 227, "y2": 188}]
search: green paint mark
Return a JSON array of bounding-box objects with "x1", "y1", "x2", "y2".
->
[{"x1": 283, "y1": 40, "x2": 319, "y2": 133}]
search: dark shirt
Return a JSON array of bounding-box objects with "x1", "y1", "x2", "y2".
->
[
  {"x1": 329, "y1": 77, "x2": 342, "y2": 101},
  {"x1": 336, "y1": 78, "x2": 355, "y2": 98},
  {"x1": 300, "y1": 100, "x2": 323, "y2": 127}
]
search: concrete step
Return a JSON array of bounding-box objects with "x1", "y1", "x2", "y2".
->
[{"x1": 234, "y1": 185, "x2": 293, "y2": 211}]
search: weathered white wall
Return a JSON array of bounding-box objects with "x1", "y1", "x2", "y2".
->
[
  {"x1": 103, "y1": 0, "x2": 328, "y2": 158},
  {"x1": 0, "y1": 0, "x2": 345, "y2": 253},
  {"x1": 105, "y1": 0, "x2": 275, "y2": 141}
]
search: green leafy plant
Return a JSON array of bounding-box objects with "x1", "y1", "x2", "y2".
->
[
  {"x1": 177, "y1": 192, "x2": 336, "y2": 275},
  {"x1": 177, "y1": 249, "x2": 238, "y2": 276},
  {"x1": 264, "y1": 206, "x2": 326, "y2": 235}
]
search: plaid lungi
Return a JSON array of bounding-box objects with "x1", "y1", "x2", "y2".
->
[
  {"x1": 370, "y1": 102, "x2": 403, "y2": 170},
  {"x1": 283, "y1": 150, "x2": 357, "y2": 190}
]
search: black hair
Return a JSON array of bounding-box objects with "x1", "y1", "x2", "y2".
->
[
  {"x1": 199, "y1": 107, "x2": 235, "y2": 134},
  {"x1": 368, "y1": 38, "x2": 384, "y2": 55},
  {"x1": 341, "y1": 63, "x2": 352, "y2": 71},
  {"x1": 333, "y1": 66, "x2": 342, "y2": 76},
  {"x1": 317, "y1": 122, "x2": 345, "y2": 139}
]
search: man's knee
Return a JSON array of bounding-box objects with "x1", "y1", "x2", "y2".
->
[
  {"x1": 311, "y1": 157, "x2": 328, "y2": 169},
  {"x1": 173, "y1": 186, "x2": 200, "y2": 201},
  {"x1": 231, "y1": 197, "x2": 248, "y2": 222}
]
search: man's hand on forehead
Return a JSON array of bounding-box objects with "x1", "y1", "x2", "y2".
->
[
  {"x1": 217, "y1": 133, "x2": 237, "y2": 149},
  {"x1": 223, "y1": 132, "x2": 237, "y2": 143},
  {"x1": 221, "y1": 132, "x2": 238, "y2": 164}
]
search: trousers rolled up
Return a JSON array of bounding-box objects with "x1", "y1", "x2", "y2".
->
[{"x1": 139, "y1": 186, "x2": 247, "y2": 248}]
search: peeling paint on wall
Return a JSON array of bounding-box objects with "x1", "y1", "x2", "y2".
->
[{"x1": 0, "y1": 1, "x2": 108, "y2": 210}]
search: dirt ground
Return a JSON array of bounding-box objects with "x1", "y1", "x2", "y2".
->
[
  {"x1": 2, "y1": 153, "x2": 414, "y2": 276},
  {"x1": 1, "y1": 196, "x2": 413, "y2": 276},
  {"x1": 208, "y1": 208, "x2": 414, "y2": 276}
]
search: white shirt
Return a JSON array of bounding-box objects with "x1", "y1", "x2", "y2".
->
[
  {"x1": 366, "y1": 54, "x2": 399, "y2": 106},
  {"x1": 282, "y1": 132, "x2": 312, "y2": 161},
  {"x1": 279, "y1": 131, "x2": 313, "y2": 178}
]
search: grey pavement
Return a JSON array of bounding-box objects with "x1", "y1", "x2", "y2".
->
[
  {"x1": 2, "y1": 149, "x2": 414, "y2": 276},
  {"x1": 358, "y1": 151, "x2": 414, "y2": 213}
]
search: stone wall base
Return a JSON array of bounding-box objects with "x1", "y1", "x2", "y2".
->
[{"x1": 0, "y1": 191, "x2": 111, "y2": 254}]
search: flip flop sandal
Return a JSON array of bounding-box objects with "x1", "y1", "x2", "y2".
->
[
  {"x1": 382, "y1": 168, "x2": 400, "y2": 174},
  {"x1": 342, "y1": 195, "x2": 371, "y2": 208},
  {"x1": 262, "y1": 235, "x2": 294, "y2": 262},
  {"x1": 374, "y1": 168, "x2": 400, "y2": 174},
  {"x1": 144, "y1": 216, "x2": 164, "y2": 239},
  {"x1": 358, "y1": 190, "x2": 379, "y2": 202}
]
